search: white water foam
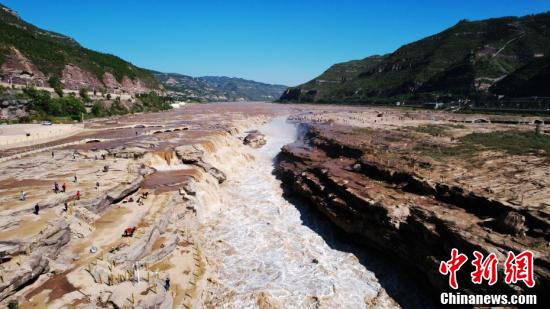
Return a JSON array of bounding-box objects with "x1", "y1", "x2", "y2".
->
[{"x1": 201, "y1": 116, "x2": 397, "y2": 308}]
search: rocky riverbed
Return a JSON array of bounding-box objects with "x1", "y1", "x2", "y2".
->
[
  {"x1": 0, "y1": 103, "x2": 548, "y2": 308},
  {"x1": 277, "y1": 111, "x2": 550, "y2": 302},
  {"x1": 198, "y1": 117, "x2": 410, "y2": 308}
]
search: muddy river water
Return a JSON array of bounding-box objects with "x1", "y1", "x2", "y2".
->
[{"x1": 200, "y1": 117, "x2": 431, "y2": 308}]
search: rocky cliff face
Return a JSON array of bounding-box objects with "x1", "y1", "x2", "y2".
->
[
  {"x1": 0, "y1": 47, "x2": 154, "y2": 95},
  {"x1": 276, "y1": 123, "x2": 549, "y2": 298},
  {"x1": 0, "y1": 4, "x2": 158, "y2": 95},
  {"x1": 60, "y1": 64, "x2": 103, "y2": 91},
  {"x1": 0, "y1": 47, "x2": 46, "y2": 87},
  {"x1": 0, "y1": 89, "x2": 29, "y2": 120}
]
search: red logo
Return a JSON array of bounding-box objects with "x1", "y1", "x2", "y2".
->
[
  {"x1": 505, "y1": 250, "x2": 535, "y2": 288},
  {"x1": 439, "y1": 248, "x2": 468, "y2": 289},
  {"x1": 471, "y1": 251, "x2": 498, "y2": 285},
  {"x1": 439, "y1": 249, "x2": 536, "y2": 289}
]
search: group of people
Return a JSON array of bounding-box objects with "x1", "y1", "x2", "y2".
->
[
  {"x1": 22, "y1": 173, "x2": 82, "y2": 215},
  {"x1": 53, "y1": 182, "x2": 67, "y2": 194},
  {"x1": 53, "y1": 180, "x2": 80, "y2": 200},
  {"x1": 18, "y1": 151, "x2": 88, "y2": 217},
  {"x1": 136, "y1": 191, "x2": 149, "y2": 206}
]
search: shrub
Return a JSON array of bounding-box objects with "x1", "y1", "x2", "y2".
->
[
  {"x1": 136, "y1": 91, "x2": 172, "y2": 112},
  {"x1": 79, "y1": 87, "x2": 91, "y2": 102},
  {"x1": 48, "y1": 76, "x2": 63, "y2": 97},
  {"x1": 91, "y1": 101, "x2": 108, "y2": 117},
  {"x1": 21, "y1": 87, "x2": 85, "y2": 118},
  {"x1": 109, "y1": 98, "x2": 128, "y2": 115}
]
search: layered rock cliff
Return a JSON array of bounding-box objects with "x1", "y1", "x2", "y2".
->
[{"x1": 276, "y1": 122, "x2": 550, "y2": 299}]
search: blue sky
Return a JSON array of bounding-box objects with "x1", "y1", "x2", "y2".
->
[{"x1": 3, "y1": 0, "x2": 550, "y2": 86}]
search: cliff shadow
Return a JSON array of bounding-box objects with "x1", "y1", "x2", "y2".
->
[{"x1": 273, "y1": 167, "x2": 439, "y2": 309}]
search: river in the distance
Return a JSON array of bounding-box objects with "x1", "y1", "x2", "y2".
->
[{"x1": 200, "y1": 116, "x2": 433, "y2": 308}]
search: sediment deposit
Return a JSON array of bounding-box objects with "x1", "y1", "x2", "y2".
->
[
  {"x1": 0, "y1": 103, "x2": 280, "y2": 308},
  {"x1": 1, "y1": 103, "x2": 548, "y2": 308}
]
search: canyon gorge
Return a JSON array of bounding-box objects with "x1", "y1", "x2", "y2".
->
[{"x1": 0, "y1": 102, "x2": 548, "y2": 308}]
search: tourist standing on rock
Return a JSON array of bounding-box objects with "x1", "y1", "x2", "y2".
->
[
  {"x1": 51, "y1": 151, "x2": 54, "y2": 158},
  {"x1": 54, "y1": 182, "x2": 59, "y2": 194},
  {"x1": 164, "y1": 277, "x2": 170, "y2": 291},
  {"x1": 34, "y1": 203, "x2": 39, "y2": 215},
  {"x1": 20, "y1": 191, "x2": 27, "y2": 201},
  {"x1": 62, "y1": 183, "x2": 66, "y2": 193},
  {"x1": 63, "y1": 202, "x2": 68, "y2": 212},
  {"x1": 76, "y1": 190, "x2": 81, "y2": 200},
  {"x1": 74, "y1": 175, "x2": 78, "y2": 183}
]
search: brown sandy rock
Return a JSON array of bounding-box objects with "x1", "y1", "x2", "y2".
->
[
  {"x1": 121, "y1": 76, "x2": 150, "y2": 95},
  {"x1": 276, "y1": 123, "x2": 550, "y2": 298},
  {"x1": 102, "y1": 72, "x2": 122, "y2": 93},
  {"x1": 243, "y1": 132, "x2": 267, "y2": 148},
  {"x1": 0, "y1": 47, "x2": 46, "y2": 86},
  {"x1": 175, "y1": 145, "x2": 226, "y2": 183},
  {"x1": 497, "y1": 211, "x2": 526, "y2": 236},
  {"x1": 61, "y1": 64, "x2": 103, "y2": 91}
]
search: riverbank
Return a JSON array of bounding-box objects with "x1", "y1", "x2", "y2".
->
[
  {"x1": 197, "y1": 117, "x2": 406, "y2": 307},
  {"x1": 0, "y1": 103, "x2": 282, "y2": 307},
  {"x1": 1, "y1": 102, "x2": 547, "y2": 308},
  {"x1": 276, "y1": 110, "x2": 550, "y2": 300}
]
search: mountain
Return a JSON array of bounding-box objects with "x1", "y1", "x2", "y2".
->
[
  {"x1": 490, "y1": 56, "x2": 550, "y2": 97},
  {"x1": 0, "y1": 4, "x2": 158, "y2": 95},
  {"x1": 153, "y1": 72, "x2": 287, "y2": 102},
  {"x1": 152, "y1": 71, "x2": 227, "y2": 102},
  {"x1": 280, "y1": 12, "x2": 550, "y2": 104},
  {"x1": 199, "y1": 76, "x2": 287, "y2": 101}
]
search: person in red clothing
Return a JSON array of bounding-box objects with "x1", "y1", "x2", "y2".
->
[{"x1": 76, "y1": 190, "x2": 81, "y2": 200}]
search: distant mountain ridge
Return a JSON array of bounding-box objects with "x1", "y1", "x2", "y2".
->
[
  {"x1": 153, "y1": 71, "x2": 287, "y2": 102},
  {"x1": 0, "y1": 3, "x2": 286, "y2": 102},
  {"x1": 280, "y1": 12, "x2": 550, "y2": 104}
]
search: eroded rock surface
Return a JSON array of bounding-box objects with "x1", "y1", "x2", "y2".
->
[
  {"x1": 1, "y1": 103, "x2": 548, "y2": 307},
  {"x1": 277, "y1": 121, "x2": 550, "y2": 298},
  {"x1": 243, "y1": 131, "x2": 267, "y2": 148},
  {"x1": 0, "y1": 103, "x2": 281, "y2": 307},
  {"x1": 0, "y1": 47, "x2": 46, "y2": 86}
]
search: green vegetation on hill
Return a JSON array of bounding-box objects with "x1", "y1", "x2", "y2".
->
[
  {"x1": 18, "y1": 87, "x2": 171, "y2": 122},
  {"x1": 153, "y1": 71, "x2": 287, "y2": 102},
  {"x1": 490, "y1": 56, "x2": 550, "y2": 97},
  {"x1": 133, "y1": 92, "x2": 172, "y2": 112},
  {"x1": 18, "y1": 88, "x2": 85, "y2": 121},
  {"x1": 280, "y1": 12, "x2": 550, "y2": 104},
  {"x1": 417, "y1": 130, "x2": 550, "y2": 160},
  {"x1": 199, "y1": 76, "x2": 287, "y2": 101},
  {"x1": 0, "y1": 4, "x2": 158, "y2": 87}
]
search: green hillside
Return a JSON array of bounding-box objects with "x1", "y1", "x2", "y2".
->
[
  {"x1": 0, "y1": 4, "x2": 158, "y2": 87},
  {"x1": 490, "y1": 56, "x2": 550, "y2": 97},
  {"x1": 280, "y1": 12, "x2": 550, "y2": 104},
  {"x1": 153, "y1": 71, "x2": 287, "y2": 102}
]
